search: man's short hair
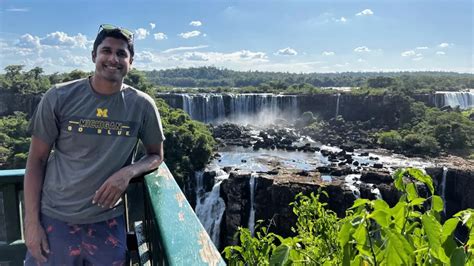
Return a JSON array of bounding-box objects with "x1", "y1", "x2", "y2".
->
[{"x1": 93, "y1": 29, "x2": 135, "y2": 58}]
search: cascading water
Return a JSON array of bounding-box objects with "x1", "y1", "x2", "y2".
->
[
  {"x1": 248, "y1": 173, "x2": 257, "y2": 236},
  {"x1": 195, "y1": 170, "x2": 228, "y2": 248},
  {"x1": 178, "y1": 94, "x2": 226, "y2": 123},
  {"x1": 335, "y1": 93, "x2": 341, "y2": 117},
  {"x1": 441, "y1": 167, "x2": 448, "y2": 215},
  {"x1": 435, "y1": 90, "x2": 474, "y2": 110},
  {"x1": 165, "y1": 93, "x2": 299, "y2": 124}
]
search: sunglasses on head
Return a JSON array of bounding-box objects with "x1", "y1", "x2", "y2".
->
[{"x1": 98, "y1": 24, "x2": 134, "y2": 41}]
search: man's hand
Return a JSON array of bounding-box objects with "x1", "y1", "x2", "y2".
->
[
  {"x1": 93, "y1": 170, "x2": 131, "y2": 208},
  {"x1": 25, "y1": 221, "x2": 49, "y2": 263}
]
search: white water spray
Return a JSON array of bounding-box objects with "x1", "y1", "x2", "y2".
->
[
  {"x1": 248, "y1": 173, "x2": 257, "y2": 236},
  {"x1": 441, "y1": 167, "x2": 448, "y2": 215},
  {"x1": 195, "y1": 171, "x2": 228, "y2": 248},
  {"x1": 335, "y1": 93, "x2": 341, "y2": 117}
]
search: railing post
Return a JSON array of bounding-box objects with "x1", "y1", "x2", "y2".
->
[{"x1": 2, "y1": 183, "x2": 21, "y2": 243}]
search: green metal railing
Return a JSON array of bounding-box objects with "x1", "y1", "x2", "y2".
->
[
  {"x1": 0, "y1": 165, "x2": 225, "y2": 265},
  {"x1": 0, "y1": 169, "x2": 26, "y2": 266}
]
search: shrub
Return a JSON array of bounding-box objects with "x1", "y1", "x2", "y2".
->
[{"x1": 377, "y1": 130, "x2": 403, "y2": 150}]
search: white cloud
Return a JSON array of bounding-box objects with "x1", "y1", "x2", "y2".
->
[
  {"x1": 162, "y1": 45, "x2": 208, "y2": 53},
  {"x1": 401, "y1": 50, "x2": 416, "y2": 57},
  {"x1": 354, "y1": 46, "x2": 371, "y2": 52},
  {"x1": 16, "y1": 34, "x2": 41, "y2": 49},
  {"x1": 150, "y1": 23, "x2": 156, "y2": 29},
  {"x1": 135, "y1": 51, "x2": 159, "y2": 63},
  {"x1": 6, "y1": 8, "x2": 29, "y2": 12},
  {"x1": 275, "y1": 47, "x2": 298, "y2": 56},
  {"x1": 189, "y1": 21, "x2": 202, "y2": 27},
  {"x1": 436, "y1": 51, "x2": 446, "y2": 55},
  {"x1": 171, "y1": 50, "x2": 267, "y2": 62},
  {"x1": 154, "y1": 33, "x2": 167, "y2": 40},
  {"x1": 335, "y1": 62, "x2": 350, "y2": 67},
  {"x1": 357, "y1": 58, "x2": 366, "y2": 62},
  {"x1": 416, "y1": 46, "x2": 429, "y2": 50},
  {"x1": 356, "y1": 9, "x2": 374, "y2": 16},
  {"x1": 322, "y1": 51, "x2": 335, "y2": 56},
  {"x1": 338, "y1": 17, "x2": 347, "y2": 23},
  {"x1": 233, "y1": 50, "x2": 267, "y2": 60},
  {"x1": 438, "y1": 42, "x2": 451, "y2": 48},
  {"x1": 41, "y1": 32, "x2": 89, "y2": 49},
  {"x1": 179, "y1": 30, "x2": 201, "y2": 39},
  {"x1": 413, "y1": 57, "x2": 423, "y2": 61},
  {"x1": 183, "y1": 52, "x2": 209, "y2": 61},
  {"x1": 135, "y1": 28, "x2": 150, "y2": 40},
  {"x1": 58, "y1": 55, "x2": 90, "y2": 67}
]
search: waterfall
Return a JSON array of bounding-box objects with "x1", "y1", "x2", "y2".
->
[
  {"x1": 435, "y1": 90, "x2": 474, "y2": 110},
  {"x1": 248, "y1": 173, "x2": 257, "y2": 236},
  {"x1": 441, "y1": 167, "x2": 448, "y2": 215},
  {"x1": 345, "y1": 174, "x2": 361, "y2": 198},
  {"x1": 335, "y1": 93, "x2": 341, "y2": 117},
  {"x1": 371, "y1": 187, "x2": 382, "y2": 199},
  {"x1": 195, "y1": 170, "x2": 228, "y2": 249},
  {"x1": 163, "y1": 93, "x2": 299, "y2": 124},
  {"x1": 178, "y1": 94, "x2": 226, "y2": 123}
]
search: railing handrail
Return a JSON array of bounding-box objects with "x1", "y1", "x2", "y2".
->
[
  {"x1": 143, "y1": 164, "x2": 226, "y2": 265},
  {"x1": 0, "y1": 166, "x2": 226, "y2": 265}
]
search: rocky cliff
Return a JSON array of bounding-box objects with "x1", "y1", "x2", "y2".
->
[
  {"x1": 0, "y1": 91, "x2": 41, "y2": 117},
  {"x1": 217, "y1": 166, "x2": 473, "y2": 247}
]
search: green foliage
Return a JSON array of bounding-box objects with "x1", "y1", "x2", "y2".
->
[
  {"x1": 367, "y1": 76, "x2": 396, "y2": 88},
  {"x1": 124, "y1": 69, "x2": 156, "y2": 95},
  {"x1": 146, "y1": 66, "x2": 473, "y2": 92},
  {"x1": 0, "y1": 112, "x2": 30, "y2": 169},
  {"x1": 377, "y1": 130, "x2": 403, "y2": 150},
  {"x1": 224, "y1": 168, "x2": 474, "y2": 265},
  {"x1": 0, "y1": 65, "x2": 51, "y2": 94},
  {"x1": 377, "y1": 101, "x2": 473, "y2": 156},
  {"x1": 153, "y1": 98, "x2": 215, "y2": 186}
]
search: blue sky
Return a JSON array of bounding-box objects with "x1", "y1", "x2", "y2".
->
[{"x1": 0, "y1": 0, "x2": 472, "y2": 74}]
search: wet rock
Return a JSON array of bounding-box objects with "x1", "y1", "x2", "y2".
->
[
  {"x1": 317, "y1": 166, "x2": 331, "y2": 173},
  {"x1": 373, "y1": 163, "x2": 383, "y2": 169},
  {"x1": 330, "y1": 166, "x2": 352, "y2": 176},
  {"x1": 360, "y1": 169, "x2": 392, "y2": 184}
]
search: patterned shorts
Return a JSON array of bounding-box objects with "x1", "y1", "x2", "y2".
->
[{"x1": 25, "y1": 214, "x2": 126, "y2": 266}]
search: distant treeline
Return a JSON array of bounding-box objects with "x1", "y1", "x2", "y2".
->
[
  {"x1": 1, "y1": 65, "x2": 474, "y2": 95},
  {"x1": 145, "y1": 66, "x2": 474, "y2": 91}
]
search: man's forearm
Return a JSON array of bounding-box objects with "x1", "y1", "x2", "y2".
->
[
  {"x1": 24, "y1": 158, "x2": 47, "y2": 224},
  {"x1": 122, "y1": 153, "x2": 163, "y2": 181}
]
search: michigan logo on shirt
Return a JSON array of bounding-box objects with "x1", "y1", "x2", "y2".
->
[{"x1": 96, "y1": 108, "x2": 108, "y2": 118}]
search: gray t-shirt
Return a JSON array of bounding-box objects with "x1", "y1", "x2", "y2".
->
[{"x1": 29, "y1": 78, "x2": 165, "y2": 224}]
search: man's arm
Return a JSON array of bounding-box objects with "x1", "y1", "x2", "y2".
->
[
  {"x1": 93, "y1": 142, "x2": 164, "y2": 208},
  {"x1": 24, "y1": 136, "x2": 53, "y2": 262}
]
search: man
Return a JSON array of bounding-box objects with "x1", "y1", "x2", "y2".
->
[{"x1": 24, "y1": 24, "x2": 164, "y2": 265}]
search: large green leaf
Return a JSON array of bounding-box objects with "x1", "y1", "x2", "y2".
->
[
  {"x1": 407, "y1": 168, "x2": 434, "y2": 195},
  {"x1": 408, "y1": 197, "x2": 426, "y2": 207},
  {"x1": 449, "y1": 247, "x2": 466, "y2": 266},
  {"x1": 393, "y1": 168, "x2": 405, "y2": 192},
  {"x1": 432, "y1": 195, "x2": 444, "y2": 213},
  {"x1": 392, "y1": 201, "x2": 407, "y2": 232},
  {"x1": 373, "y1": 199, "x2": 390, "y2": 212},
  {"x1": 406, "y1": 183, "x2": 418, "y2": 201},
  {"x1": 380, "y1": 229, "x2": 414, "y2": 265},
  {"x1": 369, "y1": 210, "x2": 391, "y2": 228},
  {"x1": 270, "y1": 244, "x2": 290, "y2": 265},
  {"x1": 350, "y1": 198, "x2": 370, "y2": 209},
  {"x1": 421, "y1": 213, "x2": 449, "y2": 263},
  {"x1": 441, "y1": 218, "x2": 459, "y2": 243},
  {"x1": 339, "y1": 221, "x2": 353, "y2": 247}
]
